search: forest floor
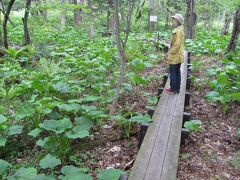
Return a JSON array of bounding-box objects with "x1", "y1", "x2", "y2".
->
[
  {"x1": 76, "y1": 56, "x2": 240, "y2": 179},
  {"x1": 177, "y1": 56, "x2": 240, "y2": 179},
  {"x1": 81, "y1": 56, "x2": 240, "y2": 179}
]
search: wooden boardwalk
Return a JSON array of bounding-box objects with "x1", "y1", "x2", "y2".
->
[{"x1": 128, "y1": 52, "x2": 188, "y2": 180}]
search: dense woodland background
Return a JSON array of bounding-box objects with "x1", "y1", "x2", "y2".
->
[{"x1": 0, "y1": 0, "x2": 239, "y2": 179}]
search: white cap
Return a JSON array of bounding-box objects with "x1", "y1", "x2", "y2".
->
[{"x1": 172, "y1": 14, "x2": 184, "y2": 25}]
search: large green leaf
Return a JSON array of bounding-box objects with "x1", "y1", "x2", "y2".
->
[
  {"x1": 33, "y1": 174, "x2": 56, "y2": 180},
  {"x1": 8, "y1": 167, "x2": 37, "y2": 180},
  {"x1": 205, "y1": 91, "x2": 220, "y2": 102},
  {"x1": 75, "y1": 117, "x2": 93, "y2": 131},
  {"x1": 0, "y1": 136, "x2": 7, "y2": 147},
  {"x1": 58, "y1": 104, "x2": 81, "y2": 113},
  {"x1": 66, "y1": 129, "x2": 89, "y2": 139},
  {"x1": 97, "y1": 169, "x2": 125, "y2": 180},
  {"x1": 39, "y1": 154, "x2": 61, "y2": 169},
  {"x1": 7, "y1": 125, "x2": 23, "y2": 136},
  {"x1": 131, "y1": 59, "x2": 145, "y2": 71},
  {"x1": 129, "y1": 114, "x2": 152, "y2": 125},
  {"x1": 0, "y1": 159, "x2": 12, "y2": 176},
  {"x1": 39, "y1": 118, "x2": 72, "y2": 134},
  {"x1": 60, "y1": 166, "x2": 92, "y2": 180},
  {"x1": 28, "y1": 128, "x2": 42, "y2": 138},
  {"x1": 0, "y1": 114, "x2": 7, "y2": 124}
]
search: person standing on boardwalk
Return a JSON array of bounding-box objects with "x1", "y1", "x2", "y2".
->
[{"x1": 165, "y1": 14, "x2": 185, "y2": 94}]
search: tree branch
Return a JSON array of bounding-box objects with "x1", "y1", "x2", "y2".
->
[{"x1": 0, "y1": 9, "x2": 15, "y2": 27}]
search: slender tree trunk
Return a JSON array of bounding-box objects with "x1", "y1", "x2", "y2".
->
[
  {"x1": 148, "y1": 0, "x2": 157, "y2": 32},
  {"x1": 23, "y1": 0, "x2": 32, "y2": 45},
  {"x1": 74, "y1": 0, "x2": 80, "y2": 26},
  {"x1": 3, "y1": 0, "x2": 15, "y2": 49},
  {"x1": 61, "y1": 0, "x2": 66, "y2": 27},
  {"x1": 0, "y1": 0, "x2": 3, "y2": 46},
  {"x1": 227, "y1": 8, "x2": 240, "y2": 52},
  {"x1": 221, "y1": 13, "x2": 231, "y2": 36},
  {"x1": 87, "y1": 0, "x2": 94, "y2": 38},
  {"x1": 185, "y1": 0, "x2": 197, "y2": 39},
  {"x1": 110, "y1": 0, "x2": 135, "y2": 115}
]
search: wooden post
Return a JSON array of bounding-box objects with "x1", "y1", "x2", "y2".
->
[
  {"x1": 184, "y1": 92, "x2": 191, "y2": 107},
  {"x1": 181, "y1": 128, "x2": 190, "y2": 145},
  {"x1": 157, "y1": 88, "x2": 163, "y2": 96},
  {"x1": 186, "y1": 78, "x2": 191, "y2": 91},
  {"x1": 138, "y1": 124, "x2": 149, "y2": 150},
  {"x1": 163, "y1": 74, "x2": 168, "y2": 87},
  {"x1": 182, "y1": 112, "x2": 191, "y2": 127},
  {"x1": 119, "y1": 174, "x2": 128, "y2": 180}
]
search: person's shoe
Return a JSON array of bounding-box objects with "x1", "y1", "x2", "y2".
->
[{"x1": 165, "y1": 88, "x2": 175, "y2": 94}]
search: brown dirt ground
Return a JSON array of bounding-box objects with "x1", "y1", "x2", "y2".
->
[{"x1": 177, "y1": 56, "x2": 240, "y2": 180}]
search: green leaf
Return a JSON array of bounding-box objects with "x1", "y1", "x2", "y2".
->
[
  {"x1": 60, "y1": 166, "x2": 93, "y2": 180},
  {"x1": 28, "y1": 128, "x2": 42, "y2": 138},
  {"x1": 66, "y1": 129, "x2": 89, "y2": 139},
  {"x1": 129, "y1": 114, "x2": 152, "y2": 125},
  {"x1": 33, "y1": 174, "x2": 56, "y2": 180},
  {"x1": 39, "y1": 118, "x2": 72, "y2": 134},
  {"x1": 8, "y1": 167, "x2": 37, "y2": 180},
  {"x1": 58, "y1": 104, "x2": 81, "y2": 113},
  {"x1": 131, "y1": 59, "x2": 145, "y2": 71},
  {"x1": 36, "y1": 137, "x2": 49, "y2": 147},
  {"x1": 0, "y1": 159, "x2": 12, "y2": 176},
  {"x1": 14, "y1": 103, "x2": 35, "y2": 120},
  {"x1": 8, "y1": 125, "x2": 23, "y2": 136},
  {"x1": 75, "y1": 117, "x2": 93, "y2": 131},
  {"x1": 97, "y1": 169, "x2": 125, "y2": 180},
  {"x1": 39, "y1": 154, "x2": 61, "y2": 169},
  {"x1": 205, "y1": 91, "x2": 220, "y2": 102},
  {"x1": 0, "y1": 114, "x2": 7, "y2": 124},
  {"x1": 184, "y1": 120, "x2": 203, "y2": 132},
  {"x1": 0, "y1": 136, "x2": 7, "y2": 147},
  {"x1": 82, "y1": 96, "x2": 100, "y2": 102}
]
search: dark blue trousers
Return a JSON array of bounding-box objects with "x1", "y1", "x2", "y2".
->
[{"x1": 169, "y1": 63, "x2": 181, "y2": 92}]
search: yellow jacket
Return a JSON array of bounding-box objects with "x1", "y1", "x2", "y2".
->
[{"x1": 167, "y1": 25, "x2": 184, "y2": 64}]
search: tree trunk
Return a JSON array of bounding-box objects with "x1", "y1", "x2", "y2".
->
[
  {"x1": 87, "y1": 0, "x2": 94, "y2": 38},
  {"x1": 74, "y1": 0, "x2": 80, "y2": 26},
  {"x1": 0, "y1": 0, "x2": 3, "y2": 46},
  {"x1": 3, "y1": 0, "x2": 15, "y2": 49},
  {"x1": 23, "y1": 0, "x2": 32, "y2": 45},
  {"x1": 185, "y1": 0, "x2": 197, "y2": 39},
  {"x1": 227, "y1": 8, "x2": 240, "y2": 52},
  {"x1": 221, "y1": 13, "x2": 231, "y2": 36},
  {"x1": 61, "y1": 0, "x2": 66, "y2": 27},
  {"x1": 110, "y1": 0, "x2": 135, "y2": 115},
  {"x1": 148, "y1": 0, "x2": 157, "y2": 32}
]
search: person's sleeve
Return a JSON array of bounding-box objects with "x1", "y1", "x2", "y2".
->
[{"x1": 169, "y1": 30, "x2": 182, "y2": 55}]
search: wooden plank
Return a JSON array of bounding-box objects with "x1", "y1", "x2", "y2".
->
[
  {"x1": 160, "y1": 116, "x2": 183, "y2": 180},
  {"x1": 144, "y1": 114, "x2": 174, "y2": 180},
  {"x1": 128, "y1": 115, "x2": 164, "y2": 180}
]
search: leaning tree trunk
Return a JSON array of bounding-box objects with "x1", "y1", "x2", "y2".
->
[
  {"x1": 110, "y1": 0, "x2": 135, "y2": 115},
  {"x1": 23, "y1": 0, "x2": 32, "y2": 45},
  {"x1": 227, "y1": 8, "x2": 240, "y2": 52},
  {"x1": 221, "y1": 13, "x2": 231, "y2": 36},
  {"x1": 185, "y1": 0, "x2": 196, "y2": 39},
  {"x1": 3, "y1": 0, "x2": 15, "y2": 49}
]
